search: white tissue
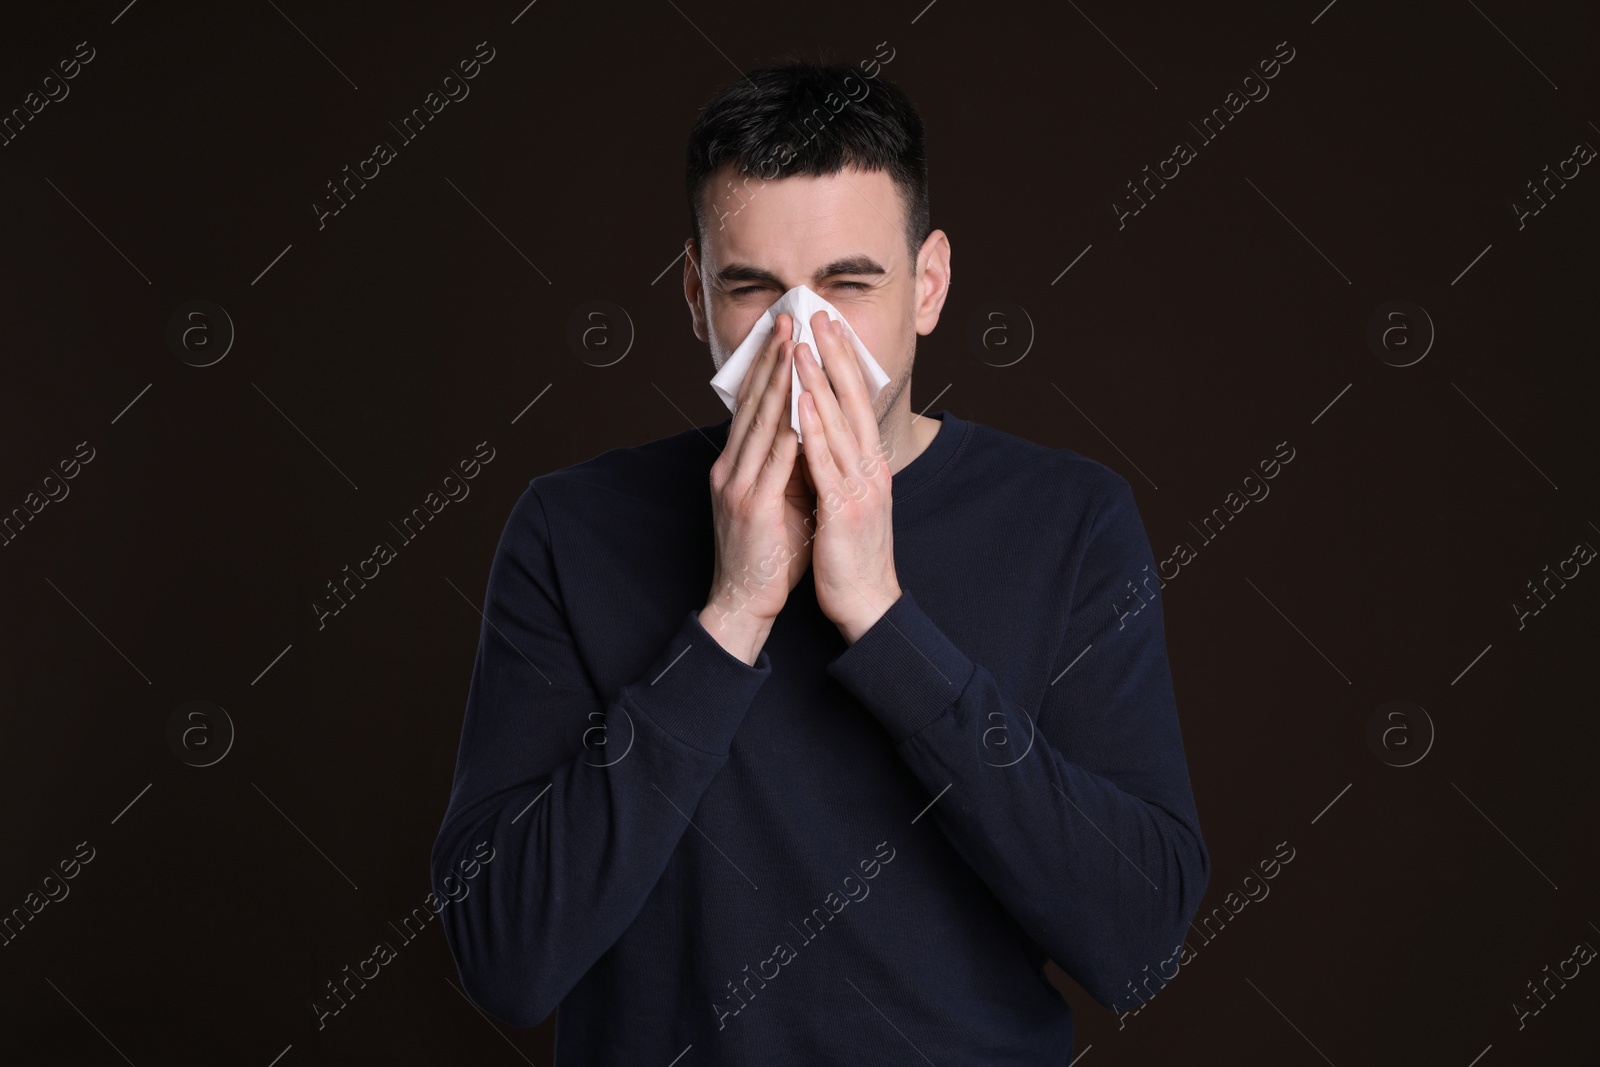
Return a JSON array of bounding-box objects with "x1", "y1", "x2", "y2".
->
[{"x1": 709, "y1": 284, "x2": 892, "y2": 443}]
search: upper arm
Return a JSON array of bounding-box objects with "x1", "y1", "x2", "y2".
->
[
  {"x1": 445, "y1": 482, "x2": 604, "y2": 810},
  {"x1": 1039, "y1": 472, "x2": 1192, "y2": 804}
]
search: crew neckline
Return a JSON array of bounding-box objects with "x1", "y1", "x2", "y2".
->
[
  {"x1": 888, "y1": 410, "x2": 966, "y2": 512},
  {"x1": 705, "y1": 409, "x2": 969, "y2": 525}
]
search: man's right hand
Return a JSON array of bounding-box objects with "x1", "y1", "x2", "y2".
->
[{"x1": 701, "y1": 312, "x2": 815, "y2": 665}]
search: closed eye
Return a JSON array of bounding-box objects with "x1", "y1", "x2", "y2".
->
[{"x1": 730, "y1": 281, "x2": 871, "y2": 296}]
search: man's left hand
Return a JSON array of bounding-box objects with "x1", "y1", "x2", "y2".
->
[{"x1": 793, "y1": 309, "x2": 902, "y2": 645}]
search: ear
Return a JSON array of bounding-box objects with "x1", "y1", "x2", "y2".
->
[
  {"x1": 684, "y1": 238, "x2": 709, "y2": 343},
  {"x1": 912, "y1": 229, "x2": 952, "y2": 337}
]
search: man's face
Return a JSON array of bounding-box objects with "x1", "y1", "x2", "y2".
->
[{"x1": 685, "y1": 163, "x2": 948, "y2": 433}]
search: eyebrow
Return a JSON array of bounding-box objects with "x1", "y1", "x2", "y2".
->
[{"x1": 715, "y1": 255, "x2": 888, "y2": 288}]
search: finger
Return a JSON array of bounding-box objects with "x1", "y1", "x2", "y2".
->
[
  {"x1": 809, "y1": 310, "x2": 878, "y2": 461},
  {"x1": 795, "y1": 370, "x2": 842, "y2": 502},
  {"x1": 734, "y1": 311, "x2": 790, "y2": 413},
  {"x1": 753, "y1": 418, "x2": 801, "y2": 503},
  {"x1": 725, "y1": 312, "x2": 790, "y2": 469},
  {"x1": 794, "y1": 328, "x2": 860, "y2": 486},
  {"x1": 732, "y1": 338, "x2": 795, "y2": 493}
]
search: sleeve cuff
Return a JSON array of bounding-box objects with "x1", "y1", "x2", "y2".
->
[
  {"x1": 629, "y1": 608, "x2": 773, "y2": 757},
  {"x1": 825, "y1": 589, "x2": 976, "y2": 744}
]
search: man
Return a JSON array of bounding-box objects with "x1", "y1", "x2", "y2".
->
[{"x1": 431, "y1": 59, "x2": 1209, "y2": 1064}]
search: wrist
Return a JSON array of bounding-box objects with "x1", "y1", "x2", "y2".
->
[
  {"x1": 837, "y1": 584, "x2": 902, "y2": 646},
  {"x1": 698, "y1": 604, "x2": 773, "y2": 666}
]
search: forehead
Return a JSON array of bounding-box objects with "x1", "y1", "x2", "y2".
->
[{"x1": 703, "y1": 163, "x2": 903, "y2": 267}]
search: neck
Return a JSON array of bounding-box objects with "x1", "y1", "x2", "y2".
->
[{"x1": 881, "y1": 400, "x2": 938, "y2": 476}]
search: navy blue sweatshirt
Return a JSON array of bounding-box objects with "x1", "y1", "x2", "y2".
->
[{"x1": 431, "y1": 409, "x2": 1210, "y2": 1064}]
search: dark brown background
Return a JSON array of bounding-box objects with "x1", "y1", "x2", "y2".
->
[{"x1": 2, "y1": 0, "x2": 1596, "y2": 1063}]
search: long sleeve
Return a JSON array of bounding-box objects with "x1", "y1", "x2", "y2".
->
[
  {"x1": 825, "y1": 474, "x2": 1209, "y2": 1010},
  {"x1": 430, "y1": 482, "x2": 772, "y2": 1028}
]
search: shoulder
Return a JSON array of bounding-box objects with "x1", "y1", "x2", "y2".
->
[
  {"x1": 959, "y1": 416, "x2": 1133, "y2": 527},
  {"x1": 523, "y1": 419, "x2": 725, "y2": 529}
]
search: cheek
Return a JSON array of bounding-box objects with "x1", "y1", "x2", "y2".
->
[
  {"x1": 850, "y1": 290, "x2": 912, "y2": 350},
  {"x1": 713, "y1": 307, "x2": 762, "y2": 358},
  {"x1": 854, "y1": 321, "x2": 907, "y2": 377}
]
